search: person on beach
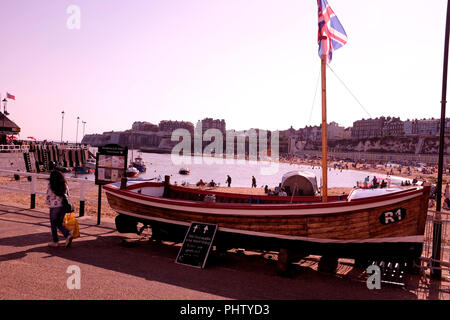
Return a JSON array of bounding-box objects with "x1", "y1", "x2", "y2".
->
[
  {"x1": 226, "y1": 175, "x2": 232, "y2": 187},
  {"x1": 444, "y1": 197, "x2": 450, "y2": 210},
  {"x1": 372, "y1": 176, "x2": 378, "y2": 188},
  {"x1": 45, "y1": 170, "x2": 73, "y2": 248},
  {"x1": 251, "y1": 176, "x2": 257, "y2": 188}
]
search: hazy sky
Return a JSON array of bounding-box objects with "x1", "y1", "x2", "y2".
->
[{"x1": 0, "y1": 0, "x2": 447, "y2": 141}]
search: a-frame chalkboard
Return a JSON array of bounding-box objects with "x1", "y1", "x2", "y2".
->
[{"x1": 175, "y1": 222, "x2": 218, "y2": 269}]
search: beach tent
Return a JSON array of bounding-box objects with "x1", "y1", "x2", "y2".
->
[{"x1": 281, "y1": 171, "x2": 318, "y2": 196}]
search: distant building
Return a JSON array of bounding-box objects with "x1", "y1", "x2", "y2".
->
[
  {"x1": 403, "y1": 119, "x2": 416, "y2": 136},
  {"x1": 351, "y1": 117, "x2": 386, "y2": 139},
  {"x1": 416, "y1": 118, "x2": 439, "y2": 136},
  {"x1": 200, "y1": 118, "x2": 226, "y2": 136},
  {"x1": 159, "y1": 120, "x2": 194, "y2": 134},
  {"x1": 131, "y1": 121, "x2": 159, "y2": 132},
  {"x1": 304, "y1": 125, "x2": 322, "y2": 141},
  {"x1": 298, "y1": 122, "x2": 344, "y2": 141},
  {"x1": 438, "y1": 118, "x2": 450, "y2": 135},
  {"x1": 279, "y1": 126, "x2": 296, "y2": 139},
  {"x1": 327, "y1": 121, "x2": 345, "y2": 140},
  {"x1": 343, "y1": 127, "x2": 352, "y2": 139},
  {"x1": 382, "y1": 117, "x2": 404, "y2": 136}
]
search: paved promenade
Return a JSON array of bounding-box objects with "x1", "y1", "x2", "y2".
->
[{"x1": 0, "y1": 204, "x2": 448, "y2": 300}]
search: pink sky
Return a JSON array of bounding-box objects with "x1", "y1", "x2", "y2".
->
[{"x1": 0, "y1": 0, "x2": 447, "y2": 141}]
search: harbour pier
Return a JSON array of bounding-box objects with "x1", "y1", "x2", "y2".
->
[{"x1": 0, "y1": 142, "x2": 92, "y2": 173}]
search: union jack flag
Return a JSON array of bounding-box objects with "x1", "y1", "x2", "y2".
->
[{"x1": 317, "y1": 0, "x2": 347, "y2": 63}]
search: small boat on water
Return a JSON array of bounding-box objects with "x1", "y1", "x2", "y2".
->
[
  {"x1": 84, "y1": 158, "x2": 96, "y2": 169},
  {"x1": 126, "y1": 166, "x2": 139, "y2": 178},
  {"x1": 55, "y1": 166, "x2": 71, "y2": 173},
  {"x1": 73, "y1": 167, "x2": 91, "y2": 174},
  {"x1": 179, "y1": 168, "x2": 190, "y2": 175},
  {"x1": 131, "y1": 157, "x2": 147, "y2": 173}
]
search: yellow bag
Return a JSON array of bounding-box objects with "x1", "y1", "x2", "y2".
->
[{"x1": 63, "y1": 213, "x2": 80, "y2": 239}]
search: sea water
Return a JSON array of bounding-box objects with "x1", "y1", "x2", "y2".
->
[{"x1": 75, "y1": 151, "x2": 407, "y2": 188}]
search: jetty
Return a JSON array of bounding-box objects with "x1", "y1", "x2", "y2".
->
[{"x1": 0, "y1": 142, "x2": 93, "y2": 173}]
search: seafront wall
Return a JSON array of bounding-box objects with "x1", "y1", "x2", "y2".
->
[{"x1": 0, "y1": 152, "x2": 27, "y2": 171}]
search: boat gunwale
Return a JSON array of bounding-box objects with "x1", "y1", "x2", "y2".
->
[
  {"x1": 103, "y1": 181, "x2": 429, "y2": 211},
  {"x1": 110, "y1": 181, "x2": 345, "y2": 202}
]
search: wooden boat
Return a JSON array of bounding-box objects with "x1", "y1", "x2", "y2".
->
[
  {"x1": 104, "y1": 176, "x2": 430, "y2": 262},
  {"x1": 104, "y1": 2, "x2": 431, "y2": 265}
]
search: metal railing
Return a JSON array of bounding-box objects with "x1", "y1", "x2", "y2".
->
[
  {"x1": 420, "y1": 209, "x2": 450, "y2": 280},
  {"x1": 0, "y1": 169, "x2": 107, "y2": 216},
  {"x1": 0, "y1": 145, "x2": 30, "y2": 152}
]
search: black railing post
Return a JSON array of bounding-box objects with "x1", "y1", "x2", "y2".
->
[{"x1": 432, "y1": 0, "x2": 450, "y2": 280}]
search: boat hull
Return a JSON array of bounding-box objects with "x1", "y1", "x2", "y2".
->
[{"x1": 104, "y1": 182, "x2": 429, "y2": 260}]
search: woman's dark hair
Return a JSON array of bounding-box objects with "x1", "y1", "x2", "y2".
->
[{"x1": 49, "y1": 170, "x2": 67, "y2": 197}]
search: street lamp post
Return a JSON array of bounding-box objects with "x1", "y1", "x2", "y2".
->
[
  {"x1": 61, "y1": 111, "x2": 65, "y2": 143},
  {"x1": 2, "y1": 99, "x2": 7, "y2": 141},
  {"x1": 2, "y1": 98, "x2": 8, "y2": 116},
  {"x1": 82, "y1": 121, "x2": 86, "y2": 142},
  {"x1": 76, "y1": 116, "x2": 80, "y2": 145}
]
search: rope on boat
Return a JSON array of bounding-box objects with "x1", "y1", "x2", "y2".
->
[
  {"x1": 307, "y1": 70, "x2": 321, "y2": 125},
  {"x1": 326, "y1": 64, "x2": 372, "y2": 119}
]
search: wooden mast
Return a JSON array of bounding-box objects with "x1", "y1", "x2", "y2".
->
[{"x1": 321, "y1": 54, "x2": 328, "y2": 202}]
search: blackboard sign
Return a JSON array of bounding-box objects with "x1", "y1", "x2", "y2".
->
[
  {"x1": 95, "y1": 144, "x2": 128, "y2": 185},
  {"x1": 176, "y1": 222, "x2": 218, "y2": 269}
]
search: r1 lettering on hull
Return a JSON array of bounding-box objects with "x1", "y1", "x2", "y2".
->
[{"x1": 380, "y1": 208, "x2": 406, "y2": 225}]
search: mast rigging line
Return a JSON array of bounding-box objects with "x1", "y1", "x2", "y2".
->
[
  {"x1": 307, "y1": 70, "x2": 321, "y2": 126},
  {"x1": 326, "y1": 64, "x2": 372, "y2": 119}
]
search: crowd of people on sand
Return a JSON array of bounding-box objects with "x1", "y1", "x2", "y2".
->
[{"x1": 263, "y1": 183, "x2": 290, "y2": 196}]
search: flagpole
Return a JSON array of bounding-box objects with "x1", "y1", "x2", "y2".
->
[{"x1": 321, "y1": 54, "x2": 328, "y2": 202}]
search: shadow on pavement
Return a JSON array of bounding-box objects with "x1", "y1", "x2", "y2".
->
[
  {"x1": 0, "y1": 231, "x2": 423, "y2": 300},
  {"x1": 0, "y1": 205, "x2": 443, "y2": 300}
]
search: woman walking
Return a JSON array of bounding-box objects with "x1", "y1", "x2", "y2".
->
[{"x1": 45, "y1": 170, "x2": 73, "y2": 248}]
